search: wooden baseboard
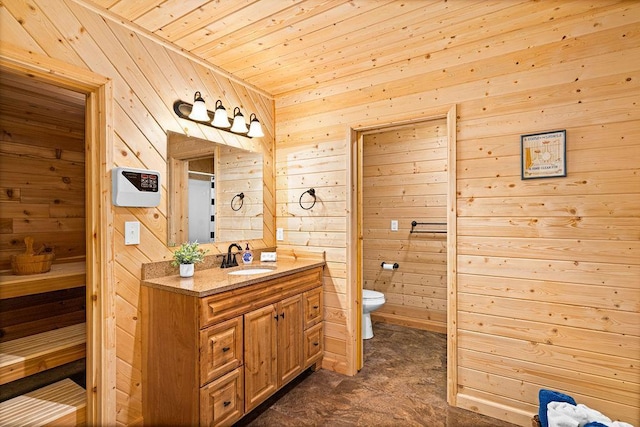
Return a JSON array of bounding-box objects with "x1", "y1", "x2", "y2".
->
[{"x1": 371, "y1": 312, "x2": 447, "y2": 334}]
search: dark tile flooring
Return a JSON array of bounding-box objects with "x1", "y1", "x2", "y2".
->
[{"x1": 238, "y1": 322, "x2": 518, "y2": 427}]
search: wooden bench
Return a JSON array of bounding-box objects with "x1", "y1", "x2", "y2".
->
[
  {"x1": 0, "y1": 323, "x2": 86, "y2": 385},
  {"x1": 0, "y1": 261, "x2": 85, "y2": 300},
  {"x1": 0, "y1": 378, "x2": 86, "y2": 426}
]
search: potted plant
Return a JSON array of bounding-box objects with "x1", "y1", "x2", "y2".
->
[{"x1": 172, "y1": 241, "x2": 208, "y2": 277}]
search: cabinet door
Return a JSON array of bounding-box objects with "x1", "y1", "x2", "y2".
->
[
  {"x1": 200, "y1": 316, "x2": 243, "y2": 386},
  {"x1": 303, "y1": 287, "x2": 322, "y2": 329},
  {"x1": 244, "y1": 304, "x2": 277, "y2": 412},
  {"x1": 200, "y1": 368, "x2": 244, "y2": 426},
  {"x1": 277, "y1": 294, "x2": 303, "y2": 387}
]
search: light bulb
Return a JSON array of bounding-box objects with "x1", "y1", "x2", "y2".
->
[
  {"x1": 187, "y1": 91, "x2": 209, "y2": 121},
  {"x1": 247, "y1": 113, "x2": 264, "y2": 137},
  {"x1": 230, "y1": 107, "x2": 248, "y2": 133},
  {"x1": 212, "y1": 100, "x2": 231, "y2": 128}
]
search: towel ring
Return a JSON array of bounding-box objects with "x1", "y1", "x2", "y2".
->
[
  {"x1": 299, "y1": 188, "x2": 316, "y2": 210},
  {"x1": 231, "y1": 192, "x2": 244, "y2": 211}
]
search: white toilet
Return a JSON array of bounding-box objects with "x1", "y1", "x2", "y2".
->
[{"x1": 362, "y1": 289, "x2": 386, "y2": 339}]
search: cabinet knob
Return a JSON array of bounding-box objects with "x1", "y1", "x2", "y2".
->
[
  {"x1": 313, "y1": 305, "x2": 319, "y2": 309},
  {"x1": 222, "y1": 346, "x2": 230, "y2": 352},
  {"x1": 313, "y1": 342, "x2": 319, "y2": 346},
  {"x1": 223, "y1": 401, "x2": 231, "y2": 407}
]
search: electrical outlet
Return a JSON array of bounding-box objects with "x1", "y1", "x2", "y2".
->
[
  {"x1": 276, "y1": 228, "x2": 284, "y2": 241},
  {"x1": 125, "y1": 221, "x2": 140, "y2": 245},
  {"x1": 391, "y1": 220, "x2": 398, "y2": 231},
  {"x1": 261, "y1": 252, "x2": 277, "y2": 262}
]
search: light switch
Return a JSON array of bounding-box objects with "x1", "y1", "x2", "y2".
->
[
  {"x1": 276, "y1": 228, "x2": 284, "y2": 241},
  {"x1": 125, "y1": 221, "x2": 140, "y2": 245},
  {"x1": 391, "y1": 220, "x2": 398, "y2": 231}
]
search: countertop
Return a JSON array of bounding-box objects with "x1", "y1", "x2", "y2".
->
[{"x1": 141, "y1": 258, "x2": 325, "y2": 298}]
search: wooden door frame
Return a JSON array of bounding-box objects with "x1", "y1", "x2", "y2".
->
[
  {"x1": 0, "y1": 43, "x2": 116, "y2": 425},
  {"x1": 347, "y1": 105, "x2": 457, "y2": 404}
]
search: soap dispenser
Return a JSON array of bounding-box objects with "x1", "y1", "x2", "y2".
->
[{"x1": 242, "y1": 243, "x2": 253, "y2": 264}]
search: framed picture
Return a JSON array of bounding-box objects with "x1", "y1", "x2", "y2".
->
[{"x1": 521, "y1": 130, "x2": 566, "y2": 179}]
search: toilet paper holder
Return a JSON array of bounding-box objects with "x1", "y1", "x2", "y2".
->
[{"x1": 381, "y1": 262, "x2": 399, "y2": 270}]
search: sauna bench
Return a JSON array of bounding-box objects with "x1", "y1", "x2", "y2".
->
[
  {"x1": 0, "y1": 261, "x2": 85, "y2": 300},
  {"x1": 141, "y1": 259, "x2": 325, "y2": 426}
]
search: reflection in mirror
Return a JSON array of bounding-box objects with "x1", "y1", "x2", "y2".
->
[
  {"x1": 187, "y1": 158, "x2": 215, "y2": 243},
  {"x1": 167, "y1": 132, "x2": 263, "y2": 246},
  {"x1": 216, "y1": 146, "x2": 263, "y2": 242}
]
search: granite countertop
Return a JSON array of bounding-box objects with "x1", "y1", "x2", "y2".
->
[{"x1": 141, "y1": 258, "x2": 325, "y2": 298}]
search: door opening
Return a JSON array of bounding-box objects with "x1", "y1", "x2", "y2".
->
[
  {"x1": 0, "y1": 48, "x2": 115, "y2": 424},
  {"x1": 349, "y1": 106, "x2": 457, "y2": 405}
]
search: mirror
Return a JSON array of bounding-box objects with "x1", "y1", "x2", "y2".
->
[{"x1": 167, "y1": 131, "x2": 263, "y2": 246}]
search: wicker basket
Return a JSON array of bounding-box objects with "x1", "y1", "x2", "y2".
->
[{"x1": 10, "y1": 237, "x2": 55, "y2": 275}]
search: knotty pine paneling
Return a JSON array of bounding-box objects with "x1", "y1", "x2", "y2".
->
[
  {"x1": 3, "y1": 0, "x2": 639, "y2": 425},
  {"x1": 275, "y1": 2, "x2": 640, "y2": 425},
  {"x1": 362, "y1": 121, "x2": 448, "y2": 333},
  {"x1": 0, "y1": 71, "x2": 86, "y2": 268},
  {"x1": 0, "y1": 1, "x2": 274, "y2": 425},
  {"x1": 217, "y1": 147, "x2": 264, "y2": 243}
]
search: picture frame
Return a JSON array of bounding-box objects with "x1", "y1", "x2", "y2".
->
[{"x1": 521, "y1": 130, "x2": 566, "y2": 179}]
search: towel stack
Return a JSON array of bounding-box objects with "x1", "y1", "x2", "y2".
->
[{"x1": 538, "y1": 389, "x2": 634, "y2": 427}]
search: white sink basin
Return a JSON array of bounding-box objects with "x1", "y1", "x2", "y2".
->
[{"x1": 227, "y1": 268, "x2": 275, "y2": 276}]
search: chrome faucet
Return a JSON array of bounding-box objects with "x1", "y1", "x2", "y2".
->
[{"x1": 221, "y1": 243, "x2": 242, "y2": 268}]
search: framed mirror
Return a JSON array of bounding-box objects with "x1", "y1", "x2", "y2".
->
[{"x1": 167, "y1": 131, "x2": 263, "y2": 246}]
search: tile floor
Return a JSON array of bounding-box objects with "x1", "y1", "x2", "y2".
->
[{"x1": 238, "y1": 322, "x2": 519, "y2": 426}]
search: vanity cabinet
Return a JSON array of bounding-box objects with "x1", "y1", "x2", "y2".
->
[{"x1": 143, "y1": 266, "x2": 323, "y2": 426}]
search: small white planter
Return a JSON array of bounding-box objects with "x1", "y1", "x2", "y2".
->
[{"x1": 179, "y1": 263, "x2": 194, "y2": 278}]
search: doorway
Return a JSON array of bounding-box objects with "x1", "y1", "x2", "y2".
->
[
  {"x1": 361, "y1": 119, "x2": 449, "y2": 331},
  {"x1": 349, "y1": 105, "x2": 457, "y2": 403},
  {"x1": 0, "y1": 47, "x2": 115, "y2": 424}
]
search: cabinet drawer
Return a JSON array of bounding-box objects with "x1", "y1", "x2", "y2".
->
[
  {"x1": 303, "y1": 322, "x2": 323, "y2": 368},
  {"x1": 303, "y1": 287, "x2": 322, "y2": 329},
  {"x1": 200, "y1": 267, "x2": 323, "y2": 327},
  {"x1": 200, "y1": 317, "x2": 243, "y2": 386},
  {"x1": 200, "y1": 367, "x2": 244, "y2": 427}
]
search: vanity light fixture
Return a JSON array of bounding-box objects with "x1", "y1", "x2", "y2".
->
[
  {"x1": 248, "y1": 113, "x2": 265, "y2": 138},
  {"x1": 187, "y1": 92, "x2": 209, "y2": 122},
  {"x1": 212, "y1": 100, "x2": 231, "y2": 128},
  {"x1": 230, "y1": 107, "x2": 248, "y2": 134},
  {"x1": 173, "y1": 92, "x2": 264, "y2": 138}
]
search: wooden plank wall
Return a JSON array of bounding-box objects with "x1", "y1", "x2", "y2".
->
[
  {"x1": 217, "y1": 148, "x2": 264, "y2": 243},
  {"x1": 0, "y1": 1, "x2": 275, "y2": 425},
  {"x1": 275, "y1": 1, "x2": 640, "y2": 425},
  {"x1": 0, "y1": 72, "x2": 86, "y2": 269},
  {"x1": 363, "y1": 122, "x2": 448, "y2": 333}
]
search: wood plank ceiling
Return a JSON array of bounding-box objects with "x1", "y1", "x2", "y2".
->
[{"x1": 88, "y1": 0, "x2": 478, "y2": 97}]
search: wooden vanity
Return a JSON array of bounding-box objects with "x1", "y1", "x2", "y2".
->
[{"x1": 141, "y1": 258, "x2": 324, "y2": 426}]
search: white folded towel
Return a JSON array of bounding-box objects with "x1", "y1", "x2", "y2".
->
[{"x1": 547, "y1": 402, "x2": 635, "y2": 427}]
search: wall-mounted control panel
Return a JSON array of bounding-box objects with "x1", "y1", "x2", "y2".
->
[{"x1": 112, "y1": 167, "x2": 161, "y2": 207}]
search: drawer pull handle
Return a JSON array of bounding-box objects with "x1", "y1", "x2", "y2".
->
[
  {"x1": 222, "y1": 346, "x2": 230, "y2": 352},
  {"x1": 313, "y1": 305, "x2": 319, "y2": 309},
  {"x1": 223, "y1": 401, "x2": 231, "y2": 407},
  {"x1": 280, "y1": 313, "x2": 285, "y2": 319},
  {"x1": 313, "y1": 342, "x2": 319, "y2": 346}
]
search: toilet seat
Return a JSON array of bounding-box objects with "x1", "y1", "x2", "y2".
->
[{"x1": 363, "y1": 289, "x2": 385, "y2": 302}]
